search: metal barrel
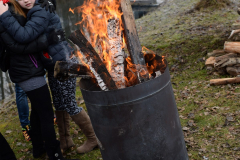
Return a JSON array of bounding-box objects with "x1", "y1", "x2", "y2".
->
[{"x1": 79, "y1": 56, "x2": 188, "y2": 160}]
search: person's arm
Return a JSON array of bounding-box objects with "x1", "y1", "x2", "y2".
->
[
  {"x1": 0, "y1": 5, "x2": 49, "y2": 43},
  {"x1": 0, "y1": 31, "x2": 48, "y2": 54},
  {"x1": 0, "y1": 23, "x2": 48, "y2": 54}
]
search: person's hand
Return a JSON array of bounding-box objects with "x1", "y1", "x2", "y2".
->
[
  {"x1": 48, "y1": 29, "x2": 66, "y2": 45},
  {"x1": 0, "y1": 1, "x2": 8, "y2": 15},
  {"x1": 39, "y1": 0, "x2": 55, "y2": 13}
]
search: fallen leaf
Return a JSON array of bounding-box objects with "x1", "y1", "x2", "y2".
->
[{"x1": 5, "y1": 130, "x2": 12, "y2": 134}]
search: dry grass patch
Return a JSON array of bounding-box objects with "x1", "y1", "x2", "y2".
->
[{"x1": 195, "y1": 0, "x2": 231, "y2": 10}]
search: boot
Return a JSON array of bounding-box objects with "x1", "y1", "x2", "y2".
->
[
  {"x1": 71, "y1": 109, "x2": 98, "y2": 154},
  {"x1": 55, "y1": 110, "x2": 75, "y2": 152},
  {"x1": 45, "y1": 140, "x2": 79, "y2": 160}
]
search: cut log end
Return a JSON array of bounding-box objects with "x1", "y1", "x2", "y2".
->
[{"x1": 224, "y1": 41, "x2": 240, "y2": 54}]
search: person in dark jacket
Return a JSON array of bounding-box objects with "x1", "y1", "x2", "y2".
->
[
  {"x1": 0, "y1": 2, "x2": 79, "y2": 160},
  {"x1": 0, "y1": 132, "x2": 17, "y2": 160},
  {"x1": 0, "y1": 0, "x2": 98, "y2": 154}
]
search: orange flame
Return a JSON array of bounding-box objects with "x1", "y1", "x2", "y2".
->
[
  {"x1": 69, "y1": 8, "x2": 75, "y2": 14},
  {"x1": 70, "y1": 0, "x2": 165, "y2": 87},
  {"x1": 70, "y1": 0, "x2": 124, "y2": 73}
]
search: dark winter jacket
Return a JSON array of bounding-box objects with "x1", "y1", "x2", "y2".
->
[
  {"x1": 0, "y1": 4, "x2": 47, "y2": 83},
  {"x1": 0, "y1": 2, "x2": 73, "y2": 71}
]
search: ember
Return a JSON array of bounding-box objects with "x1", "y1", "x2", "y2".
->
[{"x1": 55, "y1": 0, "x2": 166, "y2": 90}]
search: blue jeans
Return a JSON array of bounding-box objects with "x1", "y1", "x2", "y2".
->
[{"x1": 15, "y1": 83, "x2": 30, "y2": 128}]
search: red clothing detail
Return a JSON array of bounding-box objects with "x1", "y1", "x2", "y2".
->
[{"x1": 43, "y1": 51, "x2": 50, "y2": 59}]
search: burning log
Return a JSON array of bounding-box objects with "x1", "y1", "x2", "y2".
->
[
  {"x1": 68, "y1": 30, "x2": 118, "y2": 91},
  {"x1": 210, "y1": 77, "x2": 240, "y2": 85},
  {"x1": 224, "y1": 42, "x2": 240, "y2": 53},
  {"x1": 54, "y1": 61, "x2": 92, "y2": 81},
  {"x1": 107, "y1": 18, "x2": 125, "y2": 89},
  {"x1": 120, "y1": 0, "x2": 149, "y2": 82}
]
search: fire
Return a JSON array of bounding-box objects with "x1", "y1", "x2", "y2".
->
[
  {"x1": 69, "y1": 8, "x2": 75, "y2": 14},
  {"x1": 69, "y1": 0, "x2": 166, "y2": 88}
]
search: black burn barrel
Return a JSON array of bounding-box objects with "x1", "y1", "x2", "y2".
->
[{"x1": 79, "y1": 55, "x2": 188, "y2": 160}]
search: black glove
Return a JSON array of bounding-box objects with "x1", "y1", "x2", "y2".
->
[
  {"x1": 37, "y1": 34, "x2": 49, "y2": 50},
  {"x1": 48, "y1": 29, "x2": 66, "y2": 45},
  {"x1": 39, "y1": 0, "x2": 56, "y2": 13}
]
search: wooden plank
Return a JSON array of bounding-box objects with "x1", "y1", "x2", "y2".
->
[
  {"x1": 68, "y1": 30, "x2": 118, "y2": 90},
  {"x1": 120, "y1": 0, "x2": 149, "y2": 82}
]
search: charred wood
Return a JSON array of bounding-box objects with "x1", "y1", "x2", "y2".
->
[
  {"x1": 54, "y1": 61, "x2": 92, "y2": 82},
  {"x1": 68, "y1": 30, "x2": 118, "y2": 91},
  {"x1": 120, "y1": 0, "x2": 149, "y2": 82}
]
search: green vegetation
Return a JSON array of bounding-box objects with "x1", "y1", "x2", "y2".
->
[{"x1": 1, "y1": 0, "x2": 240, "y2": 159}]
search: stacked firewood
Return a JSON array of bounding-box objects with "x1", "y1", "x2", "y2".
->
[
  {"x1": 205, "y1": 48, "x2": 240, "y2": 77},
  {"x1": 205, "y1": 10, "x2": 240, "y2": 85}
]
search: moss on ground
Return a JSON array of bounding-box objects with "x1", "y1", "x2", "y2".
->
[{"x1": 1, "y1": 0, "x2": 240, "y2": 159}]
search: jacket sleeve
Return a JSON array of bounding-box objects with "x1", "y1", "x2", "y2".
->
[
  {"x1": 0, "y1": 38, "x2": 6, "y2": 58},
  {"x1": 0, "y1": 6, "x2": 49, "y2": 44},
  {"x1": 0, "y1": 31, "x2": 48, "y2": 54}
]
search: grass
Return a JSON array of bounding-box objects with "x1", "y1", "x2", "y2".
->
[
  {"x1": 0, "y1": 83, "x2": 102, "y2": 160},
  {"x1": 1, "y1": 0, "x2": 240, "y2": 159}
]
